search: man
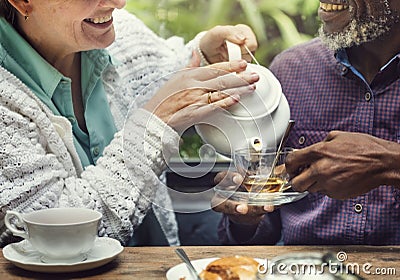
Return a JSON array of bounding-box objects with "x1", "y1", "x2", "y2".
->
[{"x1": 213, "y1": 0, "x2": 400, "y2": 245}]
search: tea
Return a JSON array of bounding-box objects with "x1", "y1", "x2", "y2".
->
[{"x1": 243, "y1": 176, "x2": 287, "y2": 193}]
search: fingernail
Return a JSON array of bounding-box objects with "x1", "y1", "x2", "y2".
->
[
  {"x1": 233, "y1": 175, "x2": 242, "y2": 185},
  {"x1": 251, "y1": 73, "x2": 259, "y2": 81},
  {"x1": 248, "y1": 84, "x2": 256, "y2": 91},
  {"x1": 264, "y1": 205, "x2": 274, "y2": 212},
  {"x1": 236, "y1": 34, "x2": 246, "y2": 41},
  {"x1": 232, "y1": 94, "x2": 240, "y2": 102},
  {"x1": 236, "y1": 204, "x2": 247, "y2": 214},
  {"x1": 239, "y1": 60, "x2": 247, "y2": 68}
]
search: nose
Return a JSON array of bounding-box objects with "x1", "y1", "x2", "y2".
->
[{"x1": 99, "y1": 0, "x2": 126, "y2": 9}]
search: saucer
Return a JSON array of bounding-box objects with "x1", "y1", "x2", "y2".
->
[
  {"x1": 2, "y1": 237, "x2": 123, "y2": 273},
  {"x1": 214, "y1": 185, "x2": 308, "y2": 206}
]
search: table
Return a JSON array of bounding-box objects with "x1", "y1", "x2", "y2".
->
[{"x1": 1, "y1": 246, "x2": 399, "y2": 279}]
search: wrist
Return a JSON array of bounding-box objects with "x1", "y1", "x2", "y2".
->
[
  {"x1": 383, "y1": 140, "x2": 400, "y2": 187},
  {"x1": 197, "y1": 46, "x2": 210, "y2": 66}
]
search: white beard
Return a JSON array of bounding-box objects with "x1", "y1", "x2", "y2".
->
[{"x1": 319, "y1": 1, "x2": 398, "y2": 51}]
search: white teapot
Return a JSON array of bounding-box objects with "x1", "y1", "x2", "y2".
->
[{"x1": 195, "y1": 41, "x2": 290, "y2": 156}]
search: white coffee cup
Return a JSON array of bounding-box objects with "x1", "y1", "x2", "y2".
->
[{"x1": 5, "y1": 208, "x2": 102, "y2": 263}]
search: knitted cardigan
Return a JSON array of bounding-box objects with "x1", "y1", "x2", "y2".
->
[{"x1": 0, "y1": 9, "x2": 197, "y2": 246}]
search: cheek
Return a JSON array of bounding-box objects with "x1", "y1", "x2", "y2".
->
[{"x1": 365, "y1": 0, "x2": 390, "y2": 18}]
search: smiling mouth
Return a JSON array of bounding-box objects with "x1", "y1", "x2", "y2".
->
[
  {"x1": 84, "y1": 15, "x2": 112, "y2": 24},
  {"x1": 320, "y1": 2, "x2": 349, "y2": 12}
]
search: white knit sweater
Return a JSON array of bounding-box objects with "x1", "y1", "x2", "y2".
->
[{"x1": 0, "y1": 9, "x2": 198, "y2": 246}]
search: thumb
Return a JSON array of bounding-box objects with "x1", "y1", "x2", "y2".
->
[{"x1": 187, "y1": 50, "x2": 201, "y2": 68}]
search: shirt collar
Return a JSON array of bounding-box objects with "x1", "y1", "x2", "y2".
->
[
  {"x1": 0, "y1": 18, "x2": 63, "y2": 97},
  {"x1": 336, "y1": 48, "x2": 400, "y2": 73}
]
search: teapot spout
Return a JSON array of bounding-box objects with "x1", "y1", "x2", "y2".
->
[{"x1": 247, "y1": 137, "x2": 263, "y2": 152}]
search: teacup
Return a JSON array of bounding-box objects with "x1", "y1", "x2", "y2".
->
[
  {"x1": 234, "y1": 147, "x2": 293, "y2": 193},
  {"x1": 5, "y1": 208, "x2": 102, "y2": 263}
]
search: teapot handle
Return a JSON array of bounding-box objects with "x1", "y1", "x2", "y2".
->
[{"x1": 226, "y1": 40, "x2": 243, "y2": 61}]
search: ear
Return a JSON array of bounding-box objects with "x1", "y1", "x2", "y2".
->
[{"x1": 7, "y1": 0, "x2": 32, "y2": 18}]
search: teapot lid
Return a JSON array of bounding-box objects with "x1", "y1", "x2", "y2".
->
[{"x1": 225, "y1": 41, "x2": 282, "y2": 119}]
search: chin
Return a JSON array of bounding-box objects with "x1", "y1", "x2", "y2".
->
[
  {"x1": 318, "y1": 5, "x2": 400, "y2": 51},
  {"x1": 319, "y1": 19, "x2": 391, "y2": 51},
  {"x1": 99, "y1": 32, "x2": 116, "y2": 48},
  {"x1": 86, "y1": 29, "x2": 116, "y2": 49},
  {"x1": 101, "y1": 39, "x2": 115, "y2": 48}
]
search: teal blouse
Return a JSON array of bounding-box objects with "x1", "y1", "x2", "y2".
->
[{"x1": 0, "y1": 18, "x2": 117, "y2": 167}]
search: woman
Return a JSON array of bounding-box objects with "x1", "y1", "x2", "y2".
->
[{"x1": 0, "y1": 0, "x2": 259, "y2": 246}]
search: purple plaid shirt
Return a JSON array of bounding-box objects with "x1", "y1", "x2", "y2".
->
[{"x1": 219, "y1": 38, "x2": 400, "y2": 245}]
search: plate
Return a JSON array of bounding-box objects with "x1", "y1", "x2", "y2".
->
[
  {"x1": 214, "y1": 185, "x2": 308, "y2": 206},
  {"x1": 166, "y1": 257, "x2": 218, "y2": 280},
  {"x1": 166, "y1": 257, "x2": 263, "y2": 280},
  {"x1": 2, "y1": 237, "x2": 123, "y2": 273}
]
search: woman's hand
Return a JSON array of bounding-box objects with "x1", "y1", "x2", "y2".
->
[
  {"x1": 211, "y1": 171, "x2": 274, "y2": 226},
  {"x1": 199, "y1": 24, "x2": 258, "y2": 63},
  {"x1": 143, "y1": 60, "x2": 259, "y2": 133}
]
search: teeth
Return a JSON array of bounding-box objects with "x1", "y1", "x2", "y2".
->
[
  {"x1": 86, "y1": 15, "x2": 112, "y2": 24},
  {"x1": 320, "y1": 2, "x2": 349, "y2": 12}
]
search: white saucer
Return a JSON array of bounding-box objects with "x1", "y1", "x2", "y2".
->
[{"x1": 2, "y1": 237, "x2": 123, "y2": 273}]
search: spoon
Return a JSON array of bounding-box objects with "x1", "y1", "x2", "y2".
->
[
  {"x1": 270, "y1": 120, "x2": 295, "y2": 178},
  {"x1": 175, "y1": 248, "x2": 201, "y2": 280}
]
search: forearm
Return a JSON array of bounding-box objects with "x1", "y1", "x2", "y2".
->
[
  {"x1": 75, "y1": 108, "x2": 180, "y2": 243},
  {"x1": 0, "y1": 108, "x2": 179, "y2": 246}
]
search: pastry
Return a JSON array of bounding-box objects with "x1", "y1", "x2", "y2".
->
[{"x1": 199, "y1": 255, "x2": 259, "y2": 280}]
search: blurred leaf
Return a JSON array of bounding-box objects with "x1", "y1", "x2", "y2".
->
[
  {"x1": 269, "y1": 9, "x2": 304, "y2": 48},
  {"x1": 208, "y1": 0, "x2": 233, "y2": 27},
  {"x1": 125, "y1": 0, "x2": 319, "y2": 65},
  {"x1": 238, "y1": 0, "x2": 267, "y2": 41}
]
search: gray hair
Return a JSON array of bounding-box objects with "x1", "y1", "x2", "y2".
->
[{"x1": 0, "y1": 0, "x2": 17, "y2": 26}]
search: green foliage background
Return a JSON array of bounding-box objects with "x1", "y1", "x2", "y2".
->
[
  {"x1": 124, "y1": 0, "x2": 321, "y2": 158},
  {"x1": 125, "y1": 0, "x2": 320, "y2": 66}
]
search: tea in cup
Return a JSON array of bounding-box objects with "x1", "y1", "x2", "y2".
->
[
  {"x1": 5, "y1": 208, "x2": 102, "y2": 263},
  {"x1": 234, "y1": 147, "x2": 293, "y2": 193}
]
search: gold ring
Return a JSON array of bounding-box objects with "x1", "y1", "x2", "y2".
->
[{"x1": 207, "y1": 91, "x2": 212, "y2": 104}]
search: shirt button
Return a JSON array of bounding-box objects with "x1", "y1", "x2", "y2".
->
[
  {"x1": 67, "y1": 117, "x2": 76, "y2": 124},
  {"x1": 364, "y1": 92, "x2": 372, "y2": 102},
  {"x1": 354, "y1": 203, "x2": 363, "y2": 214},
  {"x1": 298, "y1": 136, "x2": 306, "y2": 145},
  {"x1": 93, "y1": 147, "x2": 100, "y2": 157},
  {"x1": 341, "y1": 66, "x2": 348, "y2": 75}
]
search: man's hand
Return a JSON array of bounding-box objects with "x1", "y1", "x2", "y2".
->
[
  {"x1": 212, "y1": 171, "x2": 274, "y2": 225},
  {"x1": 286, "y1": 131, "x2": 400, "y2": 199}
]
